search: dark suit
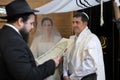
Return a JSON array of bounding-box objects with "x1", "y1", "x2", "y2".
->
[{"x1": 0, "y1": 25, "x2": 55, "y2": 80}]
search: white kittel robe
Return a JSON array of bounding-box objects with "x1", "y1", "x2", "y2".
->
[{"x1": 63, "y1": 27, "x2": 105, "y2": 80}]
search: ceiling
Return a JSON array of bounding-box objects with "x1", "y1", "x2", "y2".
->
[{"x1": 0, "y1": 0, "x2": 51, "y2": 8}]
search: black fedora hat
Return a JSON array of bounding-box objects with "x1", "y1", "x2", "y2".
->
[{"x1": 0, "y1": 0, "x2": 38, "y2": 19}]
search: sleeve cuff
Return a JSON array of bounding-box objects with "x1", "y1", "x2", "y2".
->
[{"x1": 63, "y1": 71, "x2": 68, "y2": 77}]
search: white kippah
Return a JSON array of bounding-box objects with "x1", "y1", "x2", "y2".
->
[{"x1": 82, "y1": 12, "x2": 89, "y2": 20}]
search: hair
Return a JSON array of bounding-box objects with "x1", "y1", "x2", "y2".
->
[
  {"x1": 41, "y1": 17, "x2": 53, "y2": 26},
  {"x1": 7, "y1": 12, "x2": 35, "y2": 23},
  {"x1": 73, "y1": 12, "x2": 89, "y2": 23}
]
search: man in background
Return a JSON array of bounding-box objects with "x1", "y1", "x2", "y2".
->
[{"x1": 63, "y1": 12, "x2": 105, "y2": 80}]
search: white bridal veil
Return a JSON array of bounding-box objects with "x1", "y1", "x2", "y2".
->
[{"x1": 30, "y1": 17, "x2": 62, "y2": 58}]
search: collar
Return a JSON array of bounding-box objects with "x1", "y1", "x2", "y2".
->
[
  {"x1": 5, "y1": 23, "x2": 21, "y2": 35},
  {"x1": 75, "y1": 26, "x2": 90, "y2": 45}
]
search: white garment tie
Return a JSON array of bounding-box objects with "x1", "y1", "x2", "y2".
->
[{"x1": 100, "y1": 0, "x2": 104, "y2": 26}]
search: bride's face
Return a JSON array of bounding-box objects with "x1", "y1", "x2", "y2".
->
[{"x1": 42, "y1": 20, "x2": 53, "y2": 34}]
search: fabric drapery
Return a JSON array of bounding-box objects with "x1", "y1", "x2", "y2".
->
[{"x1": 35, "y1": 0, "x2": 110, "y2": 14}]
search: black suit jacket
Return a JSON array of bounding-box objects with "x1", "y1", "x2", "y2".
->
[{"x1": 0, "y1": 25, "x2": 55, "y2": 80}]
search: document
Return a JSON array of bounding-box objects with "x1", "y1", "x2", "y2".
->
[{"x1": 35, "y1": 38, "x2": 74, "y2": 65}]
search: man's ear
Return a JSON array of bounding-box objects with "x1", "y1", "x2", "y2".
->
[
  {"x1": 18, "y1": 18, "x2": 24, "y2": 28},
  {"x1": 84, "y1": 21, "x2": 88, "y2": 26}
]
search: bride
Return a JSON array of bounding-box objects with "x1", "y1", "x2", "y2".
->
[{"x1": 30, "y1": 17, "x2": 62, "y2": 80}]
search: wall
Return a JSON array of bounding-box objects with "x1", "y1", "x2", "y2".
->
[
  {"x1": 29, "y1": 12, "x2": 73, "y2": 46},
  {"x1": 0, "y1": 0, "x2": 73, "y2": 46},
  {"x1": 27, "y1": 0, "x2": 73, "y2": 45}
]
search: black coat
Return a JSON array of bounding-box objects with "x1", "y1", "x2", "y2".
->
[{"x1": 0, "y1": 25, "x2": 55, "y2": 80}]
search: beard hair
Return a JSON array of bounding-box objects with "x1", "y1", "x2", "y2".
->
[{"x1": 19, "y1": 27, "x2": 29, "y2": 43}]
